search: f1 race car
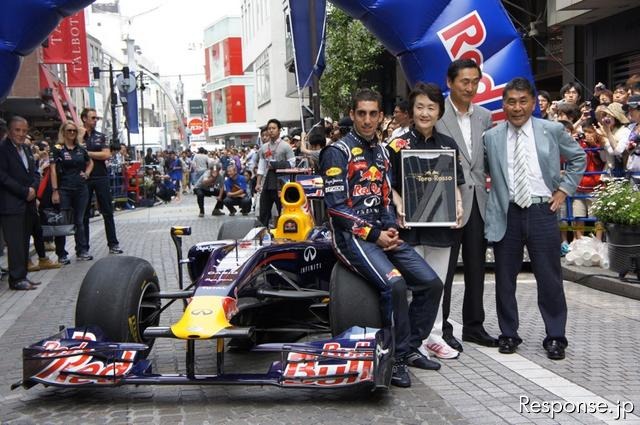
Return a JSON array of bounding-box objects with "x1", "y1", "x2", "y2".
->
[{"x1": 14, "y1": 173, "x2": 393, "y2": 392}]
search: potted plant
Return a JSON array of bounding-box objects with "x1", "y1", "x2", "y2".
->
[{"x1": 591, "y1": 178, "x2": 640, "y2": 278}]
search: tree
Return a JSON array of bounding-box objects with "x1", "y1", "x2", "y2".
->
[{"x1": 320, "y1": 7, "x2": 384, "y2": 119}]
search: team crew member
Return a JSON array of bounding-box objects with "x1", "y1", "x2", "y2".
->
[
  {"x1": 386, "y1": 82, "x2": 465, "y2": 360},
  {"x1": 51, "y1": 121, "x2": 94, "y2": 262},
  {"x1": 320, "y1": 88, "x2": 443, "y2": 388},
  {"x1": 255, "y1": 119, "x2": 295, "y2": 227},
  {"x1": 222, "y1": 164, "x2": 252, "y2": 216},
  {"x1": 483, "y1": 77, "x2": 586, "y2": 360},
  {"x1": 80, "y1": 108, "x2": 123, "y2": 255}
]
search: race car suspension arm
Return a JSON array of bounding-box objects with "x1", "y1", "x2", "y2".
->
[{"x1": 266, "y1": 264, "x2": 327, "y2": 294}]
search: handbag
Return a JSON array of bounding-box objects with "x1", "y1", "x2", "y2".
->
[{"x1": 41, "y1": 207, "x2": 75, "y2": 237}]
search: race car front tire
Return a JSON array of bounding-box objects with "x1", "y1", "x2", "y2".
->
[
  {"x1": 329, "y1": 262, "x2": 382, "y2": 337},
  {"x1": 75, "y1": 256, "x2": 161, "y2": 358}
]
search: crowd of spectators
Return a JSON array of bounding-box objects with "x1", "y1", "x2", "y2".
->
[{"x1": 536, "y1": 75, "x2": 640, "y2": 252}]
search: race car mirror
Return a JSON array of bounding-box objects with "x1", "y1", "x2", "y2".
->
[{"x1": 401, "y1": 149, "x2": 457, "y2": 227}]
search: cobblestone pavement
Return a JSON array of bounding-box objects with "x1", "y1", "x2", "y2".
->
[{"x1": 1, "y1": 195, "x2": 639, "y2": 424}]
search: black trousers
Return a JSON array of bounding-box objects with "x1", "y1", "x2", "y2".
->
[
  {"x1": 195, "y1": 188, "x2": 223, "y2": 213},
  {"x1": 258, "y1": 189, "x2": 281, "y2": 227},
  {"x1": 223, "y1": 196, "x2": 252, "y2": 214},
  {"x1": 83, "y1": 177, "x2": 119, "y2": 251},
  {"x1": 442, "y1": 195, "x2": 488, "y2": 338},
  {"x1": 1, "y1": 206, "x2": 34, "y2": 284},
  {"x1": 493, "y1": 202, "x2": 568, "y2": 346}
]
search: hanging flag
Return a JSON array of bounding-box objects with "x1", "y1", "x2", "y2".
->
[
  {"x1": 43, "y1": 18, "x2": 73, "y2": 64},
  {"x1": 0, "y1": 0, "x2": 96, "y2": 101},
  {"x1": 288, "y1": 0, "x2": 327, "y2": 89},
  {"x1": 330, "y1": 0, "x2": 536, "y2": 122},
  {"x1": 126, "y1": 72, "x2": 139, "y2": 134},
  {"x1": 66, "y1": 10, "x2": 90, "y2": 87}
]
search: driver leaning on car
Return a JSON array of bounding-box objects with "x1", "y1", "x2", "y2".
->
[{"x1": 320, "y1": 88, "x2": 443, "y2": 388}]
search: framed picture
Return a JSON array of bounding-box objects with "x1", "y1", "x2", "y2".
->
[{"x1": 401, "y1": 149, "x2": 457, "y2": 227}]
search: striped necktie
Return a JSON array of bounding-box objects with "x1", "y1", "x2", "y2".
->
[{"x1": 513, "y1": 129, "x2": 531, "y2": 208}]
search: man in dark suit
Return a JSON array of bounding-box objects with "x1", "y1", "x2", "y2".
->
[
  {"x1": 434, "y1": 59, "x2": 496, "y2": 351},
  {"x1": 483, "y1": 78, "x2": 586, "y2": 360},
  {"x1": 0, "y1": 116, "x2": 41, "y2": 290}
]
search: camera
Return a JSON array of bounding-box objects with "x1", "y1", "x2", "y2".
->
[{"x1": 602, "y1": 116, "x2": 613, "y2": 125}]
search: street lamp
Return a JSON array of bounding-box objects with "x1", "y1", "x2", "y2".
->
[{"x1": 92, "y1": 63, "x2": 130, "y2": 150}]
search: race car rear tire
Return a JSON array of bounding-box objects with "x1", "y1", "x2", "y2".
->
[
  {"x1": 75, "y1": 256, "x2": 161, "y2": 358},
  {"x1": 329, "y1": 262, "x2": 382, "y2": 336},
  {"x1": 217, "y1": 217, "x2": 260, "y2": 240}
]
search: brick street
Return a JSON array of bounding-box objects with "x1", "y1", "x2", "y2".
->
[{"x1": 1, "y1": 195, "x2": 639, "y2": 424}]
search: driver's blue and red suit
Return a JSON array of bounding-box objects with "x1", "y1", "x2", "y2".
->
[{"x1": 320, "y1": 130, "x2": 443, "y2": 359}]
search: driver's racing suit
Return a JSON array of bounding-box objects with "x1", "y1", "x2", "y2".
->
[{"x1": 320, "y1": 130, "x2": 443, "y2": 359}]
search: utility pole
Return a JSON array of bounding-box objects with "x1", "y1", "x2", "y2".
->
[
  {"x1": 108, "y1": 63, "x2": 119, "y2": 149},
  {"x1": 140, "y1": 71, "x2": 146, "y2": 156}
]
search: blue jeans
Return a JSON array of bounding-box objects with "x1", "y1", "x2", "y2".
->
[
  {"x1": 332, "y1": 231, "x2": 443, "y2": 358},
  {"x1": 61, "y1": 185, "x2": 89, "y2": 255}
]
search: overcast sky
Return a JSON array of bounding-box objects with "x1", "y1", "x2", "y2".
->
[{"x1": 117, "y1": 0, "x2": 242, "y2": 99}]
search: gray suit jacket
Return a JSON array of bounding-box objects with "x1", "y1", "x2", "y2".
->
[
  {"x1": 483, "y1": 117, "x2": 586, "y2": 242},
  {"x1": 435, "y1": 97, "x2": 492, "y2": 225}
]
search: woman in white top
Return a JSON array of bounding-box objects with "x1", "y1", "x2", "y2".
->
[{"x1": 596, "y1": 103, "x2": 631, "y2": 176}]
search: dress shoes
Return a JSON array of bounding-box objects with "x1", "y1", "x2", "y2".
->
[
  {"x1": 9, "y1": 280, "x2": 37, "y2": 290},
  {"x1": 443, "y1": 334, "x2": 464, "y2": 352},
  {"x1": 462, "y1": 331, "x2": 499, "y2": 347},
  {"x1": 498, "y1": 337, "x2": 520, "y2": 354},
  {"x1": 544, "y1": 340, "x2": 566, "y2": 360}
]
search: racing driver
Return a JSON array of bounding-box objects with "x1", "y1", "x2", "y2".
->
[{"x1": 319, "y1": 88, "x2": 443, "y2": 388}]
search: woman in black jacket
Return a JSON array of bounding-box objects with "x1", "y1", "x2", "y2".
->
[{"x1": 50, "y1": 121, "x2": 93, "y2": 262}]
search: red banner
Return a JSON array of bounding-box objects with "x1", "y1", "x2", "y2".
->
[
  {"x1": 43, "y1": 19, "x2": 73, "y2": 64},
  {"x1": 66, "y1": 10, "x2": 90, "y2": 87}
]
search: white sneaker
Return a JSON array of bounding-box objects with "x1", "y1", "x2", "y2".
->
[{"x1": 424, "y1": 334, "x2": 460, "y2": 359}]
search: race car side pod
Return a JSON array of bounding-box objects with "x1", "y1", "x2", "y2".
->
[{"x1": 170, "y1": 226, "x2": 192, "y2": 309}]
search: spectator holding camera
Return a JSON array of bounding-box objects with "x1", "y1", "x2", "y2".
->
[
  {"x1": 573, "y1": 118, "x2": 606, "y2": 240},
  {"x1": 596, "y1": 102, "x2": 631, "y2": 177},
  {"x1": 625, "y1": 95, "x2": 640, "y2": 174}
]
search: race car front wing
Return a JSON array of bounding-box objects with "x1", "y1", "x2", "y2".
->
[{"x1": 13, "y1": 326, "x2": 393, "y2": 391}]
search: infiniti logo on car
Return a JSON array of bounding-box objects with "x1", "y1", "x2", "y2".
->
[{"x1": 303, "y1": 246, "x2": 317, "y2": 262}]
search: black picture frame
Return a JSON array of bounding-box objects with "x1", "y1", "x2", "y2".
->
[{"x1": 401, "y1": 149, "x2": 457, "y2": 227}]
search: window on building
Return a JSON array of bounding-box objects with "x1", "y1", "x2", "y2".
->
[{"x1": 255, "y1": 50, "x2": 270, "y2": 106}]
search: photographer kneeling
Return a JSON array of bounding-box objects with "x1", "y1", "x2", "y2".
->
[{"x1": 194, "y1": 164, "x2": 224, "y2": 217}]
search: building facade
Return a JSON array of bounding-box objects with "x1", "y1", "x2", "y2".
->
[
  {"x1": 241, "y1": 0, "x2": 302, "y2": 131},
  {"x1": 203, "y1": 16, "x2": 258, "y2": 148}
]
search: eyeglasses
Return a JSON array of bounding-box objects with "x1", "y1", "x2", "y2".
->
[
  {"x1": 65, "y1": 129, "x2": 78, "y2": 133},
  {"x1": 88, "y1": 116, "x2": 99, "y2": 121}
]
